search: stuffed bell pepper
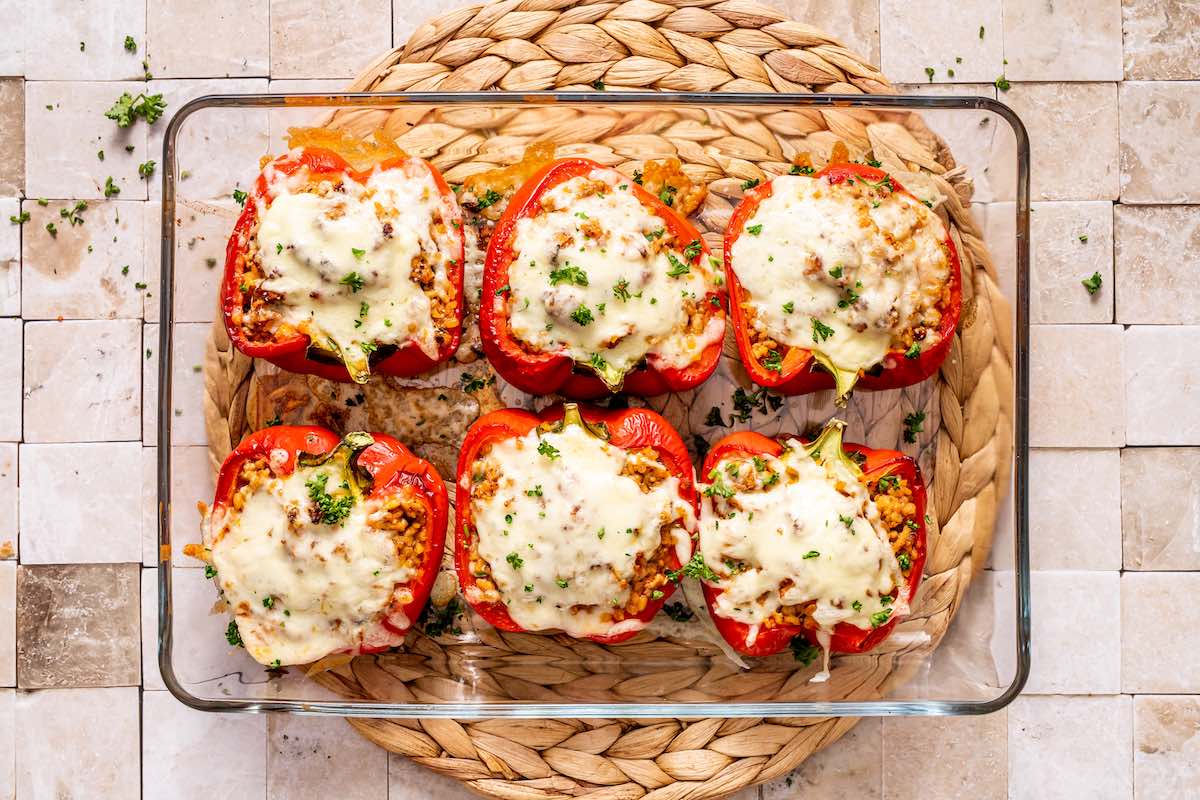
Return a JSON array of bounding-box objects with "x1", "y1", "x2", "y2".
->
[
  {"x1": 222, "y1": 128, "x2": 465, "y2": 384},
  {"x1": 455, "y1": 403, "x2": 697, "y2": 643},
  {"x1": 193, "y1": 425, "x2": 448, "y2": 667},
  {"x1": 480, "y1": 157, "x2": 725, "y2": 398},
  {"x1": 696, "y1": 419, "x2": 926, "y2": 673},
  {"x1": 724, "y1": 159, "x2": 961, "y2": 402}
]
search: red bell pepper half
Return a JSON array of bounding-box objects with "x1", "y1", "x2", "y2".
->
[
  {"x1": 698, "y1": 420, "x2": 927, "y2": 658},
  {"x1": 207, "y1": 425, "x2": 448, "y2": 659},
  {"x1": 222, "y1": 145, "x2": 465, "y2": 384},
  {"x1": 480, "y1": 157, "x2": 725, "y2": 398},
  {"x1": 723, "y1": 162, "x2": 962, "y2": 400},
  {"x1": 454, "y1": 402, "x2": 697, "y2": 643}
]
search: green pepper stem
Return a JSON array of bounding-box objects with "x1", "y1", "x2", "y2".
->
[
  {"x1": 803, "y1": 418, "x2": 862, "y2": 478},
  {"x1": 811, "y1": 351, "x2": 860, "y2": 406},
  {"x1": 554, "y1": 403, "x2": 609, "y2": 440},
  {"x1": 298, "y1": 431, "x2": 377, "y2": 498}
]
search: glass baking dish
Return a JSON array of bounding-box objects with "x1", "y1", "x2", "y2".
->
[{"x1": 155, "y1": 90, "x2": 1030, "y2": 718}]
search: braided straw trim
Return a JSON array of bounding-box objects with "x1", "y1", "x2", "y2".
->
[{"x1": 200, "y1": 1, "x2": 1013, "y2": 797}]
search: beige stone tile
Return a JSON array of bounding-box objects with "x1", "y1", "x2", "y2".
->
[
  {"x1": 1029, "y1": 449, "x2": 1121, "y2": 570},
  {"x1": 880, "y1": 0, "x2": 1003, "y2": 84},
  {"x1": 143, "y1": 322, "x2": 159, "y2": 444},
  {"x1": 1030, "y1": 324, "x2": 1124, "y2": 447},
  {"x1": 0, "y1": 0, "x2": 23, "y2": 75},
  {"x1": 155, "y1": 200, "x2": 240, "y2": 323},
  {"x1": 1002, "y1": 0, "x2": 1122, "y2": 80},
  {"x1": 0, "y1": 690, "x2": 11, "y2": 798},
  {"x1": 19, "y1": 442, "x2": 143, "y2": 564},
  {"x1": 1123, "y1": 572, "x2": 1200, "y2": 692},
  {"x1": 1026, "y1": 571, "x2": 1120, "y2": 693},
  {"x1": 146, "y1": 78, "x2": 270, "y2": 202},
  {"x1": 1122, "y1": 447, "x2": 1200, "y2": 570},
  {"x1": 152, "y1": 567, "x2": 266, "y2": 693},
  {"x1": 1009, "y1": 695, "x2": 1132, "y2": 799},
  {"x1": 1005, "y1": 82, "x2": 1119, "y2": 201},
  {"x1": 388, "y1": 751, "x2": 481, "y2": 799},
  {"x1": 271, "y1": 0, "x2": 394, "y2": 80},
  {"x1": 1120, "y1": 81, "x2": 1200, "y2": 203},
  {"x1": 1029, "y1": 201, "x2": 1113, "y2": 323},
  {"x1": 268, "y1": 714, "x2": 388, "y2": 800},
  {"x1": 0, "y1": 199, "x2": 20, "y2": 315},
  {"x1": 15, "y1": 687, "x2": 140, "y2": 797},
  {"x1": 0, "y1": 79, "x2": 23, "y2": 195},
  {"x1": 1122, "y1": 0, "x2": 1200, "y2": 79},
  {"x1": 770, "y1": 0, "x2": 881, "y2": 66},
  {"x1": 984, "y1": 201, "x2": 1017, "y2": 306},
  {"x1": 0, "y1": 445, "x2": 12, "y2": 561},
  {"x1": 16, "y1": 564, "x2": 140, "y2": 688},
  {"x1": 23, "y1": 0, "x2": 146, "y2": 80},
  {"x1": 1115, "y1": 205, "x2": 1200, "y2": 324},
  {"x1": 1125, "y1": 325, "x2": 1200, "y2": 445},
  {"x1": 883, "y1": 712, "x2": 1006, "y2": 799},
  {"x1": 21, "y1": 199, "x2": 145, "y2": 320},
  {"x1": 0, "y1": 562, "x2": 12, "y2": 687},
  {"x1": 0, "y1": 320, "x2": 18, "y2": 441},
  {"x1": 1134, "y1": 695, "x2": 1200, "y2": 797},
  {"x1": 143, "y1": 690, "x2": 267, "y2": 798},
  {"x1": 151, "y1": 321, "x2": 210, "y2": 447},
  {"x1": 266, "y1": 79, "x2": 346, "y2": 154},
  {"x1": 759, "y1": 718, "x2": 880, "y2": 798},
  {"x1": 147, "y1": 0, "x2": 268, "y2": 78},
  {"x1": 144, "y1": 445, "x2": 215, "y2": 567},
  {"x1": 24, "y1": 81, "x2": 150, "y2": 200},
  {"x1": 23, "y1": 319, "x2": 141, "y2": 442}
]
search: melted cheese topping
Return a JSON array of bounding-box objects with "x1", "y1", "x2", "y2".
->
[
  {"x1": 205, "y1": 463, "x2": 411, "y2": 666},
  {"x1": 469, "y1": 425, "x2": 695, "y2": 638},
  {"x1": 698, "y1": 442, "x2": 905, "y2": 636},
  {"x1": 730, "y1": 174, "x2": 950, "y2": 373},
  {"x1": 501, "y1": 169, "x2": 722, "y2": 385},
  {"x1": 255, "y1": 156, "x2": 459, "y2": 379}
]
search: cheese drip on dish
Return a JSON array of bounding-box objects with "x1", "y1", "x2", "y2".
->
[
  {"x1": 698, "y1": 441, "x2": 906, "y2": 643},
  {"x1": 204, "y1": 459, "x2": 414, "y2": 666},
  {"x1": 729, "y1": 174, "x2": 951, "y2": 374},
  {"x1": 502, "y1": 168, "x2": 722, "y2": 386},
  {"x1": 254, "y1": 156, "x2": 459, "y2": 379},
  {"x1": 468, "y1": 424, "x2": 695, "y2": 638}
]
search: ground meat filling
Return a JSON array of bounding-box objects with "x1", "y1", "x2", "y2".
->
[
  {"x1": 465, "y1": 440, "x2": 684, "y2": 627},
  {"x1": 708, "y1": 458, "x2": 919, "y2": 633}
]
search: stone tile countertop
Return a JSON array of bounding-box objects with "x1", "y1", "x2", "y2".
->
[{"x1": 2, "y1": 1, "x2": 1199, "y2": 798}]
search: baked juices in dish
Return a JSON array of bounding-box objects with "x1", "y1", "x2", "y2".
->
[
  {"x1": 192, "y1": 426, "x2": 448, "y2": 668},
  {"x1": 481, "y1": 157, "x2": 726, "y2": 398},
  {"x1": 222, "y1": 128, "x2": 465, "y2": 384},
  {"x1": 724, "y1": 152, "x2": 961, "y2": 402},
  {"x1": 696, "y1": 419, "x2": 926, "y2": 677},
  {"x1": 455, "y1": 403, "x2": 698, "y2": 643}
]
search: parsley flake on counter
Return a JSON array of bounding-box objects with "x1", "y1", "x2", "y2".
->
[
  {"x1": 903, "y1": 411, "x2": 926, "y2": 443},
  {"x1": 1078, "y1": 234, "x2": 1089, "y2": 243},
  {"x1": 124, "y1": 35, "x2": 137, "y2": 52},
  {"x1": 924, "y1": 66, "x2": 935, "y2": 82},
  {"x1": 1081, "y1": 271, "x2": 1102, "y2": 295},
  {"x1": 790, "y1": 637, "x2": 819, "y2": 665},
  {"x1": 104, "y1": 91, "x2": 166, "y2": 127},
  {"x1": 419, "y1": 598, "x2": 463, "y2": 637},
  {"x1": 704, "y1": 406, "x2": 728, "y2": 428},
  {"x1": 232, "y1": 188, "x2": 248, "y2": 206},
  {"x1": 8, "y1": 211, "x2": 29, "y2": 225},
  {"x1": 137, "y1": 160, "x2": 156, "y2": 179},
  {"x1": 225, "y1": 621, "x2": 243, "y2": 647},
  {"x1": 663, "y1": 602, "x2": 693, "y2": 622},
  {"x1": 103, "y1": 177, "x2": 120, "y2": 198},
  {"x1": 994, "y1": 75, "x2": 1011, "y2": 91}
]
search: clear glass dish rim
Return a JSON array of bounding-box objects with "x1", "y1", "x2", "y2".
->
[{"x1": 156, "y1": 90, "x2": 1031, "y2": 718}]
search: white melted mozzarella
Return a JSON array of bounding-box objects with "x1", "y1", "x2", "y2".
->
[
  {"x1": 255, "y1": 156, "x2": 458, "y2": 378},
  {"x1": 698, "y1": 442, "x2": 905, "y2": 634},
  {"x1": 502, "y1": 169, "x2": 721, "y2": 383},
  {"x1": 730, "y1": 174, "x2": 950, "y2": 373},
  {"x1": 206, "y1": 466, "x2": 412, "y2": 666},
  {"x1": 470, "y1": 424, "x2": 695, "y2": 638}
]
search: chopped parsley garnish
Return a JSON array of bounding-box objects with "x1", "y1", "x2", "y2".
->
[
  {"x1": 740, "y1": 178, "x2": 760, "y2": 190},
  {"x1": 658, "y1": 184, "x2": 677, "y2": 206},
  {"x1": 632, "y1": 170, "x2": 643, "y2": 184},
  {"x1": 790, "y1": 637, "x2": 820, "y2": 665},
  {"x1": 782, "y1": 301, "x2": 794, "y2": 314},
  {"x1": 494, "y1": 283, "x2": 510, "y2": 296},
  {"x1": 537, "y1": 440, "x2": 560, "y2": 460},
  {"x1": 870, "y1": 609, "x2": 892, "y2": 628},
  {"x1": 232, "y1": 188, "x2": 248, "y2": 206},
  {"x1": 526, "y1": 485, "x2": 543, "y2": 497},
  {"x1": 867, "y1": 158, "x2": 882, "y2": 168},
  {"x1": 476, "y1": 188, "x2": 502, "y2": 209},
  {"x1": 587, "y1": 352, "x2": 608, "y2": 373},
  {"x1": 104, "y1": 92, "x2": 166, "y2": 127},
  {"x1": 761, "y1": 349, "x2": 783, "y2": 373},
  {"x1": 340, "y1": 271, "x2": 365, "y2": 292},
  {"x1": 663, "y1": 602, "x2": 693, "y2": 622},
  {"x1": 204, "y1": 564, "x2": 217, "y2": 579},
  {"x1": 650, "y1": 590, "x2": 664, "y2": 600},
  {"x1": 667, "y1": 552, "x2": 720, "y2": 583},
  {"x1": 995, "y1": 75, "x2": 1011, "y2": 91},
  {"x1": 419, "y1": 597, "x2": 463, "y2": 636},
  {"x1": 703, "y1": 468, "x2": 736, "y2": 499},
  {"x1": 839, "y1": 514, "x2": 854, "y2": 528},
  {"x1": 555, "y1": 578, "x2": 569, "y2": 589},
  {"x1": 924, "y1": 66, "x2": 935, "y2": 82},
  {"x1": 351, "y1": 247, "x2": 366, "y2": 259},
  {"x1": 898, "y1": 553, "x2": 912, "y2": 571},
  {"x1": 852, "y1": 600, "x2": 863, "y2": 611},
  {"x1": 905, "y1": 342, "x2": 921, "y2": 359},
  {"x1": 1082, "y1": 271, "x2": 1102, "y2": 295},
  {"x1": 549, "y1": 264, "x2": 588, "y2": 286},
  {"x1": 262, "y1": 595, "x2": 275, "y2": 609},
  {"x1": 746, "y1": 223, "x2": 763, "y2": 236},
  {"x1": 225, "y1": 621, "x2": 243, "y2": 647},
  {"x1": 829, "y1": 265, "x2": 844, "y2": 279},
  {"x1": 683, "y1": 239, "x2": 702, "y2": 260},
  {"x1": 812, "y1": 319, "x2": 834, "y2": 342},
  {"x1": 124, "y1": 35, "x2": 137, "y2": 52},
  {"x1": 704, "y1": 406, "x2": 728, "y2": 428},
  {"x1": 837, "y1": 286, "x2": 859, "y2": 308},
  {"x1": 592, "y1": 79, "x2": 605, "y2": 91},
  {"x1": 803, "y1": 550, "x2": 820, "y2": 559},
  {"x1": 506, "y1": 552, "x2": 524, "y2": 569},
  {"x1": 666, "y1": 253, "x2": 690, "y2": 277},
  {"x1": 1078, "y1": 234, "x2": 1089, "y2": 243},
  {"x1": 876, "y1": 474, "x2": 900, "y2": 491},
  {"x1": 903, "y1": 411, "x2": 926, "y2": 443},
  {"x1": 304, "y1": 473, "x2": 355, "y2": 525},
  {"x1": 789, "y1": 165, "x2": 815, "y2": 175},
  {"x1": 8, "y1": 211, "x2": 29, "y2": 225},
  {"x1": 613, "y1": 278, "x2": 632, "y2": 301},
  {"x1": 570, "y1": 304, "x2": 594, "y2": 326}
]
